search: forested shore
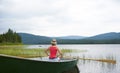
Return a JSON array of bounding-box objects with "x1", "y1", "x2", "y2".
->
[{"x1": 0, "y1": 29, "x2": 22, "y2": 45}]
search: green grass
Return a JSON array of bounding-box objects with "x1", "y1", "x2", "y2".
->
[
  {"x1": 0, "y1": 48, "x2": 45, "y2": 58},
  {"x1": 0, "y1": 42, "x2": 23, "y2": 45},
  {"x1": 0, "y1": 45, "x2": 86, "y2": 58},
  {"x1": 0, "y1": 45, "x2": 45, "y2": 57},
  {"x1": 61, "y1": 48, "x2": 87, "y2": 53}
]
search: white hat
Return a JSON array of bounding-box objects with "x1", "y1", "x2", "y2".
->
[{"x1": 51, "y1": 39, "x2": 57, "y2": 45}]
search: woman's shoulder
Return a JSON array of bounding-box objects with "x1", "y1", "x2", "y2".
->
[
  {"x1": 50, "y1": 45, "x2": 57, "y2": 47},
  {"x1": 49, "y1": 45, "x2": 57, "y2": 48}
]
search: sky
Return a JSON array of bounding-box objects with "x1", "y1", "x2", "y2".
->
[{"x1": 0, "y1": 0, "x2": 120, "y2": 37}]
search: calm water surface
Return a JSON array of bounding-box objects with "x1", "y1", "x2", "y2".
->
[{"x1": 28, "y1": 44, "x2": 120, "y2": 73}]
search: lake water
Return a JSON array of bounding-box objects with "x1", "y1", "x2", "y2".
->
[{"x1": 28, "y1": 44, "x2": 120, "y2": 73}]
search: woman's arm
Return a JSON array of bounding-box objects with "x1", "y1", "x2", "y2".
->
[
  {"x1": 57, "y1": 48, "x2": 63, "y2": 58},
  {"x1": 45, "y1": 48, "x2": 49, "y2": 56}
]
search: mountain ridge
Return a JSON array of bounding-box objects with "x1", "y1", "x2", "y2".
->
[
  {"x1": 18, "y1": 32, "x2": 120, "y2": 44},
  {"x1": 87, "y1": 32, "x2": 120, "y2": 40},
  {"x1": 52, "y1": 35, "x2": 87, "y2": 39},
  {"x1": 18, "y1": 33, "x2": 52, "y2": 44}
]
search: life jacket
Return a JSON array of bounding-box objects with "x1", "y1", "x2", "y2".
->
[{"x1": 49, "y1": 46, "x2": 58, "y2": 59}]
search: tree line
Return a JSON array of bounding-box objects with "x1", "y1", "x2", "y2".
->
[
  {"x1": 56, "y1": 39, "x2": 120, "y2": 44},
  {"x1": 0, "y1": 29, "x2": 22, "y2": 44}
]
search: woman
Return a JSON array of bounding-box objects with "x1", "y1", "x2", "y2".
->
[{"x1": 45, "y1": 39, "x2": 62, "y2": 61}]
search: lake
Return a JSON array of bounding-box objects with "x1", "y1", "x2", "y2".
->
[{"x1": 28, "y1": 44, "x2": 120, "y2": 73}]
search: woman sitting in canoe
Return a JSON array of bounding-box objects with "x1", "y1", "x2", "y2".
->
[{"x1": 45, "y1": 39, "x2": 63, "y2": 61}]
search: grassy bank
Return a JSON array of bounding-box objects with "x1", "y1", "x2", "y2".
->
[
  {"x1": 0, "y1": 43, "x2": 23, "y2": 45},
  {"x1": 0, "y1": 45, "x2": 45, "y2": 58},
  {"x1": 0, "y1": 45, "x2": 86, "y2": 58}
]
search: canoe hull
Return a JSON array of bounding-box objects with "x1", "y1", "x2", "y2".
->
[{"x1": 0, "y1": 55, "x2": 79, "y2": 73}]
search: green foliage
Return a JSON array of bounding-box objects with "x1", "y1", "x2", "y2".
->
[{"x1": 0, "y1": 29, "x2": 22, "y2": 45}]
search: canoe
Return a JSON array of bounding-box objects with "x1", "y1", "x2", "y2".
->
[{"x1": 0, "y1": 54, "x2": 79, "y2": 73}]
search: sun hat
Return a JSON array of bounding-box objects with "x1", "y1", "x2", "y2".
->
[{"x1": 51, "y1": 39, "x2": 57, "y2": 45}]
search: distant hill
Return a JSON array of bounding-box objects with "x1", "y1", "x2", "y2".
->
[
  {"x1": 87, "y1": 32, "x2": 120, "y2": 40},
  {"x1": 53, "y1": 35, "x2": 87, "y2": 39},
  {"x1": 18, "y1": 32, "x2": 120, "y2": 44},
  {"x1": 18, "y1": 33, "x2": 52, "y2": 44}
]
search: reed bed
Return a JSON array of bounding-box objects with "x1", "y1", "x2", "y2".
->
[
  {"x1": 0, "y1": 45, "x2": 85, "y2": 58},
  {"x1": 0, "y1": 48, "x2": 44, "y2": 58}
]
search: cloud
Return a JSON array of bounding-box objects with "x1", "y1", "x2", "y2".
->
[
  {"x1": 0, "y1": 0, "x2": 67, "y2": 18},
  {"x1": 0, "y1": 0, "x2": 120, "y2": 36}
]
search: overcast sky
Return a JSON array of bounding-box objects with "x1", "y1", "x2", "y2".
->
[{"x1": 0, "y1": 0, "x2": 120, "y2": 37}]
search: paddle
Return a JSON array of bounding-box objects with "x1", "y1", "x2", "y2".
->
[
  {"x1": 39, "y1": 55, "x2": 116, "y2": 64},
  {"x1": 78, "y1": 58, "x2": 116, "y2": 64},
  {"x1": 63, "y1": 56, "x2": 116, "y2": 64}
]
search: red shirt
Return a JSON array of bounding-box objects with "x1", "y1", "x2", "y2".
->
[{"x1": 49, "y1": 46, "x2": 58, "y2": 59}]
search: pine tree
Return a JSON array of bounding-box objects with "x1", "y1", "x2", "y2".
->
[
  {"x1": 0, "y1": 35, "x2": 2, "y2": 43},
  {"x1": 0, "y1": 28, "x2": 22, "y2": 44}
]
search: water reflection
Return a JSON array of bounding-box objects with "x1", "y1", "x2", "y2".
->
[
  {"x1": 78, "y1": 59, "x2": 117, "y2": 73},
  {"x1": 63, "y1": 52, "x2": 117, "y2": 73}
]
